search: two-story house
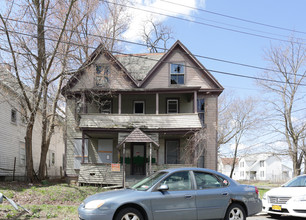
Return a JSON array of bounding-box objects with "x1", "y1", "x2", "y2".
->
[
  {"x1": 62, "y1": 40, "x2": 223, "y2": 185},
  {"x1": 238, "y1": 153, "x2": 292, "y2": 182},
  {"x1": 0, "y1": 65, "x2": 65, "y2": 181}
]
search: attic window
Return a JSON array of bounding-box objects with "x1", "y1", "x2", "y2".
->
[
  {"x1": 170, "y1": 63, "x2": 185, "y2": 85},
  {"x1": 96, "y1": 65, "x2": 110, "y2": 86},
  {"x1": 11, "y1": 109, "x2": 17, "y2": 123}
]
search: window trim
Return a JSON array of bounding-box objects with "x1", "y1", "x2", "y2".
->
[
  {"x1": 96, "y1": 64, "x2": 110, "y2": 86},
  {"x1": 11, "y1": 108, "x2": 17, "y2": 124},
  {"x1": 167, "y1": 98, "x2": 179, "y2": 114},
  {"x1": 170, "y1": 62, "x2": 185, "y2": 85},
  {"x1": 133, "y1": 101, "x2": 145, "y2": 114},
  {"x1": 99, "y1": 99, "x2": 112, "y2": 114}
]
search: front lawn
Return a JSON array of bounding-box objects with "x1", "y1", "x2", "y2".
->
[{"x1": 0, "y1": 181, "x2": 107, "y2": 219}]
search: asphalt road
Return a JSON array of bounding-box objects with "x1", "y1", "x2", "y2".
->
[{"x1": 248, "y1": 213, "x2": 305, "y2": 220}]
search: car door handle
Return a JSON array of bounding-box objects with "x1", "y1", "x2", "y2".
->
[
  {"x1": 222, "y1": 192, "x2": 229, "y2": 196},
  {"x1": 185, "y1": 195, "x2": 193, "y2": 199}
]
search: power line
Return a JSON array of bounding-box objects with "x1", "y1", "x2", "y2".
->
[
  {"x1": 103, "y1": 0, "x2": 306, "y2": 45},
  {"x1": 1, "y1": 27, "x2": 306, "y2": 86},
  {"x1": 160, "y1": 0, "x2": 306, "y2": 35},
  {"x1": 131, "y1": 1, "x2": 300, "y2": 41},
  {"x1": 2, "y1": 16, "x2": 305, "y2": 77}
]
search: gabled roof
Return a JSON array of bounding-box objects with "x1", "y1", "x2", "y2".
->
[
  {"x1": 117, "y1": 128, "x2": 159, "y2": 148},
  {"x1": 62, "y1": 40, "x2": 223, "y2": 93},
  {"x1": 220, "y1": 157, "x2": 239, "y2": 166},
  {"x1": 62, "y1": 44, "x2": 139, "y2": 93},
  {"x1": 139, "y1": 40, "x2": 223, "y2": 90}
]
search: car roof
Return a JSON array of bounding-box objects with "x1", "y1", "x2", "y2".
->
[{"x1": 160, "y1": 167, "x2": 225, "y2": 176}]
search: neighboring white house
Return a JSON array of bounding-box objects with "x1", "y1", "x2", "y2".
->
[
  {"x1": 0, "y1": 65, "x2": 65, "y2": 181},
  {"x1": 218, "y1": 157, "x2": 239, "y2": 179},
  {"x1": 237, "y1": 153, "x2": 292, "y2": 182}
]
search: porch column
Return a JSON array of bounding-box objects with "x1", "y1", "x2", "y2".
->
[
  {"x1": 156, "y1": 149, "x2": 159, "y2": 165},
  {"x1": 149, "y1": 143, "x2": 152, "y2": 175},
  {"x1": 156, "y1": 93, "x2": 159, "y2": 114},
  {"x1": 194, "y1": 91, "x2": 197, "y2": 113},
  {"x1": 118, "y1": 93, "x2": 122, "y2": 114},
  {"x1": 122, "y1": 143, "x2": 126, "y2": 188},
  {"x1": 81, "y1": 131, "x2": 85, "y2": 163}
]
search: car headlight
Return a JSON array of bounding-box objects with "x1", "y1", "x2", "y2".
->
[
  {"x1": 262, "y1": 193, "x2": 267, "y2": 200},
  {"x1": 291, "y1": 195, "x2": 306, "y2": 202},
  {"x1": 84, "y1": 200, "x2": 105, "y2": 209}
]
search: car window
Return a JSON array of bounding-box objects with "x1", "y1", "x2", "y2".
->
[
  {"x1": 132, "y1": 171, "x2": 168, "y2": 191},
  {"x1": 284, "y1": 175, "x2": 306, "y2": 187},
  {"x1": 161, "y1": 171, "x2": 192, "y2": 191},
  {"x1": 194, "y1": 172, "x2": 224, "y2": 189}
]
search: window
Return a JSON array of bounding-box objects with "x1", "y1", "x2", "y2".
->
[
  {"x1": 240, "y1": 162, "x2": 244, "y2": 167},
  {"x1": 99, "y1": 99, "x2": 112, "y2": 114},
  {"x1": 197, "y1": 98, "x2": 205, "y2": 126},
  {"x1": 194, "y1": 172, "x2": 224, "y2": 189},
  {"x1": 240, "y1": 171, "x2": 244, "y2": 177},
  {"x1": 134, "y1": 101, "x2": 145, "y2": 114},
  {"x1": 11, "y1": 109, "x2": 17, "y2": 123},
  {"x1": 170, "y1": 63, "x2": 185, "y2": 84},
  {"x1": 161, "y1": 171, "x2": 192, "y2": 191},
  {"x1": 260, "y1": 171, "x2": 264, "y2": 177},
  {"x1": 167, "y1": 99, "x2": 178, "y2": 113},
  {"x1": 96, "y1": 65, "x2": 110, "y2": 86},
  {"x1": 20, "y1": 142, "x2": 25, "y2": 166},
  {"x1": 51, "y1": 152, "x2": 55, "y2": 166},
  {"x1": 260, "y1": 160, "x2": 264, "y2": 167},
  {"x1": 74, "y1": 139, "x2": 88, "y2": 169},
  {"x1": 166, "y1": 140, "x2": 179, "y2": 164}
]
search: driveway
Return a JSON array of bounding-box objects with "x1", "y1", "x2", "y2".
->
[{"x1": 248, "y1": 212, "x2": 305, "y2": 220}]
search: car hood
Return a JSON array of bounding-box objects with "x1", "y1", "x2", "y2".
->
[
  {"x1": 266, "y1": 187, "x2": 306, "y2": 197},
  {"x1": 84, "y1": 189, "x2": 140, "y2": 203}
]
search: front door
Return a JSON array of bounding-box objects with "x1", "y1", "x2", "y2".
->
[{"x1": 131, "y1": 143, "x2": 146, "y2": 175}]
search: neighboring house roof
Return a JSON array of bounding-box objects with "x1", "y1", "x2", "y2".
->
[
  {"x1": 220, "y1": 158, "x2": 239, "y2": 166},
  {"x1": 79, "y1": 114, "x2": 202, "y2": 130}
]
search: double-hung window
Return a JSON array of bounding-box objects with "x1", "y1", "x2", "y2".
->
[
  {"x1": 167, "y1": 99, "x2": 178, "y2": 113},
  {"x1": 170, "y1": 63, "x2": 185, "y2": 85}
]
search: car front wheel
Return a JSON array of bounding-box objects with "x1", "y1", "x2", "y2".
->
[
  {"x1": 115, "y1": 207, "x2": 144, "y2": 220},
  {"x1": 224, "y1": 203, "x2": 246, "y2": 220}
]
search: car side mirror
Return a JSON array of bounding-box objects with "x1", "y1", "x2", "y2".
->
[
  {"x1": 157, "y1": 184, "x2": 169, "y2": 191},
  {"x1": 0, "y1": 193, "x2": 3, "y2": 203}
]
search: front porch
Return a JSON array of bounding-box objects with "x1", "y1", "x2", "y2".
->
[{"x1": 77, "y1": 163, "x2": 195, "y2": 187}]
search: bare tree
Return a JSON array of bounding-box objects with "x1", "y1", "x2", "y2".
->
[
  {"x1": 141, "y1": 17, "x2": 173, "y2": 53},
  {"x1": 0, "y1": 0, "x2": 79, "y2": 181},
  {"x1": 218, "y1": 94, "x2": 261, "y2": 178},
  {"x1": 259, "y1": 39, "x2": 306, "y2": 176}
]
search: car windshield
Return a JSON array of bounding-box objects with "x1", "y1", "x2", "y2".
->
[
  {"x1": 131, "y1": 171, "x2": 168, "y2": 191},
  {"x1": 284, "y1": 175, "x2": 306, "y2": 187}
]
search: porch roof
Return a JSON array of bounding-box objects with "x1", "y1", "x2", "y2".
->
[
  {"x1": 79, "y1": 114, "x2": 202, "y2": 130},
  {"x1": 117, "y1": 128, "x2": 159, "y2": 148}
]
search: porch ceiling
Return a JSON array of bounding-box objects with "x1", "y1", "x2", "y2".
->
[{"x1": 79, "y1": 114, "x2": 202, "y2": 130}]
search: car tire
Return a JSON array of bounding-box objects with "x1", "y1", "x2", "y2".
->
[
  {"x1": 115, "y1": 207, "x2": 144, "y2": 220},
  {"x1": 268, "y1": 213, "x2": 281, "y2": 219},
  {"x1": 224, "y1": 203, "x2": 246, "y2": 220}
]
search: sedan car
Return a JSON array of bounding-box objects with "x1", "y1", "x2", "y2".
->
[
  {"x1": 78, "y1": 167, "x2": 262, "y2": 220},
  {"x1": 262, "y1": 174, "x2": 306, "y2": 218}
]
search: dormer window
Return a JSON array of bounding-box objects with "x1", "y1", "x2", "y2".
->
[
  {"x1": 96, "y1": 65, "x2": 110, "y2": 86},
  {"x1": 170, "y1": 63, "x2": 185, "y2": 85}
]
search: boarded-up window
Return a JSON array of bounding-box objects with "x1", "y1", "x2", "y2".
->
[{"x1": 74, "y1": 139, "x2": 88, "y2": 169}]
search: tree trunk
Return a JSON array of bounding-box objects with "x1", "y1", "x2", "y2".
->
[{"x1": 25, "y1": 120, "x2": 35, "y2": 182}]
